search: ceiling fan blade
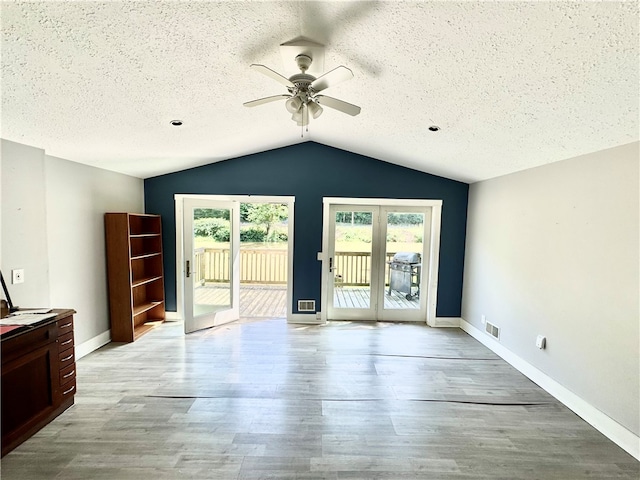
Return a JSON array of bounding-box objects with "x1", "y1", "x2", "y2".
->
[
  {"x1": 310, "y1": 66, "x2": 354, "y2": 92},
  {"x1": 314, "y1": 95, "x2": 361, "y2": 116},
  {"x1": 243, "y1": 94, "x2": 290, "y2": 108},
  {"x1": 250, "y1": 64, "x2": 294, "y2": 88}
]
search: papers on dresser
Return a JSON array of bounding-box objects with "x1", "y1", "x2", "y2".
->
[{"x1": 0, "y1": 312, "x2": 57, "y2": 326}]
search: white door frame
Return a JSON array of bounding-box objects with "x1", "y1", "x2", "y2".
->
[
  {"x1": 320, "y1": 197, "x2": 442, "y2": 326},
  {"x1": 326, "y1": 204, "x2": 381, "y2": 321},
  {"x1": 182, "y1": 198, "x2": 240, "y2": 332},
  {"x1": 175, "y1": 194, "x2": 295, "y2": 325},
  {"x1": 377, "y1": 204, "x2": 432, "y2": 322}
]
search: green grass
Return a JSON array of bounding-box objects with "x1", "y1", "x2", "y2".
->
[
  {"x1": 334, "y1": 224, "x2": 423, "y2": 253},
  {"x1": 194, "y1": 239, "x2": 287, "y2": 250},
  {"x1": 194, "y1": 224, "x2": 422, "y2": 253}
]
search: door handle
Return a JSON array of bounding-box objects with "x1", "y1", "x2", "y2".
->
[
  {"x1": 186, "y1": 260, "x2": 191, "y2": 278},
  {"x1": 329, "y1": 257, "x2": 334, "y2": 272}
]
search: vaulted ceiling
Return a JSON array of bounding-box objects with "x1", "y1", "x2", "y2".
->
[{"x1": 1, "y1": 1, "x2": 638, "y2": 183}]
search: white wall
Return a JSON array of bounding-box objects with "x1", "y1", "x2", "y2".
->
[
  {"x1": 1, "y1": 139, "x2": 144, "y2": 350},
  {"x1": 462, "y1": 142, "x2": 639, "y2": 438},
  {"x1": 1, "y1": 141, "x2": 50, "y2": 306},
  {"x1": 44, "y1": 153, "x2": 143, "y2": 347}
]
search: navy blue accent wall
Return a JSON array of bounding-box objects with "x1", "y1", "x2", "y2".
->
[{"x1": 144, "y1": 142, "x2": 469, "y2": 317}]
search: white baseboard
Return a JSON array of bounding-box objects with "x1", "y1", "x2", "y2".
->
[
  {"x1": 287, "y1": 316, "x2": 461, "y2": 327},
  {"x1": 433, "y1": 317, "x2": 461, "y2": 327},
  {"x1": 75, "y1": 330, "x2": 111, "y2": 361},
  {"x1": 287, "y1": 313, "x2": 324, "y2": 325},
  {"x1": 164, "y1": 311, "x2": 181, "y2": 321},
  {"x1": 459, "y1": 318, "x2": 640, "y2": 460},
  {"x1": 166, "y1": 311, "x2": 318, "y2": 324}
]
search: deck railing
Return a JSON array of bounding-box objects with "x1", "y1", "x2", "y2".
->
[
  {"x1": 195, "y1": 248, "x2": 288, "y2": 284},
  {"x1": 333, "y1": 252, "x2": 396, "y2": 286},
  {"x1": 194, "y1": 248, "x2": 396, "y2": 286}
]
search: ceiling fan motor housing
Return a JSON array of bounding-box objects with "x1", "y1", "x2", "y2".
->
[
  {"x1": 288, "y1": 71, "x2": 317, "y2": 110},
  {"x1": 289, "y1": 73, "x2": 315, "y2": 92}
]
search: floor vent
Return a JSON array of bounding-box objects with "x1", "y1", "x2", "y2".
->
[
  {"x1": 298, "y1": 300, "x2": 316, "y2": 312},
  {"x1": 485, "y1": 321, "x2": 500, "y2": 340}
]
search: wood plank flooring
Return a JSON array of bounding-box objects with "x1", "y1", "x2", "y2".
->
[{"x1": 1, "y1": 318, "x2": 637, "y2": 479}]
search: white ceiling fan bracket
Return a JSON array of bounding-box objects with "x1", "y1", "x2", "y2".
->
[{"x1": 280, "y1": 37, "x2": 325, "y2": 76}]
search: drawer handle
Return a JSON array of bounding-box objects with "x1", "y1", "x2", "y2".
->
[
  {"x1": 60, "y1": 338, "x2": 73, "y2": 346},
  {"x1": 63, "y1": 385, "x2": 75, "y2": 395},
  {"x1": 60, "y1": 322, "x2": 73, "y2": 329},
  {"x1": 62, "y1": 369, "x2": 75, "y2": 379},
  {"x1": 61, "y1": 354, "x2": 74, "y2": 362}
]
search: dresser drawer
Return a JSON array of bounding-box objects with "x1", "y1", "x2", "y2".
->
[
  {"x1": 58, "y1": 331, "x2": 74, "y2": 351},
  {"x1": 59, "y1": 348, "x2": 75, "y2": 368},
  {"x1": 60, "y1": 378, "x2": 76, "y2": 400},
  {"x1": 59, "y1": 363, "x2": 76, "y2": 386},
  {"x1": 57, "y1": 317, "x2": 74, "y2": 337}
]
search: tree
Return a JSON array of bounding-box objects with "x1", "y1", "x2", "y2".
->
[
  {"x1": 194, "y1": 208, "x2": 229, "y2": 220},
  {"x1": 246, "y1": 203, "x2": 287, "y2": 240}
]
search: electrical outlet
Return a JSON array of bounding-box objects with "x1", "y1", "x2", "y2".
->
[
  {"x1": 481, "y1": 315, "x2": 486, "y2": 325},
  {"x1": 12, "y1": 269, "x2": 24, "y2": 284}
]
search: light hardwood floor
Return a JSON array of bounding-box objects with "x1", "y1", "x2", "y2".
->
[{"x1": 1, "y1": 318, "x2": 637, "y2": 479}]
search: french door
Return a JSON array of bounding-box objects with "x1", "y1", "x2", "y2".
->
[
  {"x1": 324, "y1": 203, "x2": 432, "y2": 322},
  {"x1": 183, "y1": 198, "x2": 240, "y2": 333}
]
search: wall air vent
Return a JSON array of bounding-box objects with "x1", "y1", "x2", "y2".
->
[
  {"x1": 298, "y1": 300, "x2": 316, "y2": 312},
  {"x1": 485, "y1": 321, "x2": 500, "y2": 340}
]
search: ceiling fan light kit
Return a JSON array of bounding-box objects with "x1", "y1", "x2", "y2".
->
[
  {"x1": 307, "y1": 101, "x2": 323, "y2": 119},
  {"x1": 243, "y1": 40, "x2": 361, "y2": 129},
  {"x1": 285, "y1": 95, "x2": 303, "y2": 114}
]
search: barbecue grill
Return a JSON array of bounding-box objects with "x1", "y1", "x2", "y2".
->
[{"x1": 387, "y1": 252, "x2": 421, "y2": 300}]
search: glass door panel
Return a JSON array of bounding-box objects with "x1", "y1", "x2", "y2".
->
[
  {"x1": 384, "y1": 211, "x2": 424, "y2": 309},
  {"x1": 192, "y1": 207, "x2": 231, "y2": 316},
  {"x1": 379, "y1": 207, "x2": 430, "y2": 322},
  {"x1": 327, "y1": 206, "x2": 379, "y2": 320},
  {"x1": 184, "y1": 198, "x2": 240, "y2": 333}
]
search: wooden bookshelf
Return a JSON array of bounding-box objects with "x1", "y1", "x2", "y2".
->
[{"x1": 105, "y1": 213, "x2": 165, "y2": 342}]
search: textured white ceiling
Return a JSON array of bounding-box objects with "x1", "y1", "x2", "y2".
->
[{"x1": 1, "y1": 1, "x2": 638, "y2": 182}]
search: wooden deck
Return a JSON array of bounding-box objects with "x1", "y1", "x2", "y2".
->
[
  {"x1": 195, "y1": 284, "x2": 418, "y2": 318},
  {"x1": 334, "y1": 286, "x2": 419, "y2": 309},
  {"x1": 195, "y1": 284, "x2": 287, "y2": 318}
]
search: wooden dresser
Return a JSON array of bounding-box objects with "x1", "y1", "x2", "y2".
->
[{"x1": 1, "y1": 309, "x2": 76, "y2": 457}]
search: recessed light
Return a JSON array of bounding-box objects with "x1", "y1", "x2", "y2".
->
[
  {"x1": 428, "y1": 125, "x2": 440, "y2": 132},
  {"x1": 170, "y1": 120, "x2": 183, "y2": 126}
]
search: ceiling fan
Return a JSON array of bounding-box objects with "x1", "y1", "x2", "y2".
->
[{"x1": 243, "y1": 53, "x2": 361, "y2": 127}]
